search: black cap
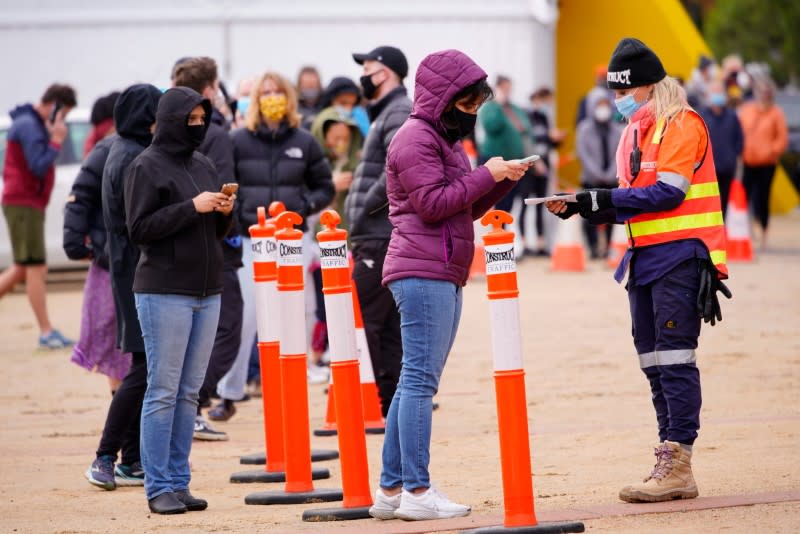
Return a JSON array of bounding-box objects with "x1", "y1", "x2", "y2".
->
[
  {"x1": 352, "y1": 46, "x2": 408, "y2": 79},
  {"x1": 606, "y1": 37, "x2": 666, "y2": 90}
]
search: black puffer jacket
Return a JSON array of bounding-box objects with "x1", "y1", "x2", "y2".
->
[
  {"x1": 344, "y1": 86, "x2": 412, "y2": 242},
  {"x1": 125, "y1": 87, "x2": 232, "y2": 296},
  {"x1": 231, "y1": 122, "x2": 333, "y2": 232},
  {"x1": 102, "y1": 83, "x2": 162, "y2": 353},
  {"x1": 63, "y1": 135, "x2": 115, "y2": 269}
]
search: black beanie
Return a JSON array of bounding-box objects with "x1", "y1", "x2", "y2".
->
[{"x1": 606, "y1": 37, "x2": 666, "y2": 89}]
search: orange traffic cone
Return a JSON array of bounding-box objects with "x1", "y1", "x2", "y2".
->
[
  {"x1": 550, "y1": 211, "x2": 585, "y2": 272},
  {"x1": 726, "y1": 179, "x2": 753, "y2": 262},
  {"x1": 469, "y1": 243, "x2": 487, "y2": 280},
  {"x1": 606, "y1": 224, "x2": 628, "y2": 269}
]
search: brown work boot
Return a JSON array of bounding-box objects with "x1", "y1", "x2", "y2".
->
[{"x1": 619, "y1": 441, "x2": 699, "y2": 503}]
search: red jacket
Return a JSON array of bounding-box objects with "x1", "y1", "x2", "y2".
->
[{"x1": 2, "y1": 104, "x2": 60, "y2": 211}]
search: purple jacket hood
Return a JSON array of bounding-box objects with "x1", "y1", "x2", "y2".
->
[
  {"x1": 410, "y1": 49, "x2": 488, "y2": 136},
  {"x1": 381, "y1": 50, "x2": 515, "y2": 288}
]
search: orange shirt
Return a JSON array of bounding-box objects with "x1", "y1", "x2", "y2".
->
[{"x1": 738, "y1": 102, "x2": 788, "y2": 166}]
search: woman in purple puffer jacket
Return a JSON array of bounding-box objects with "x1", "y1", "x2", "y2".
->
[{"x1": 368, "y1": 49, "x2": 531, "y2": 522}]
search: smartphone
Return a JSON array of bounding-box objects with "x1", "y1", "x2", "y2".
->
[
  {"x1": 49, "y1": 102, "x2": 63, "y2": 124},
  {"x1": 220, "y1": 183, "x2": 239, "y2": 196},
  {"x1": 517, "y1": 155, "x2": 540, "y2": 165}
]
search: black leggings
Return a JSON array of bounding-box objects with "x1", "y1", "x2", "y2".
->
[
  {"x1": 96, "y1": 351, "x2": 146, "y2": 465},
  {"x1": 742, "y1": 164, "x2": 776, "y2": 231}
]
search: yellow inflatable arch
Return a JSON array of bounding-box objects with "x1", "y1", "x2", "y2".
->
[{"x1": 556, "y1": 0, "x2": 798, "y2": 213}]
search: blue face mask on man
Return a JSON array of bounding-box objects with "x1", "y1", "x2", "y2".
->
[
  {"x1": 614, "y1": 88, "x2": 644, "y2": 119},
  {"x1": 709, "y1": 93, "x2": 726, "y2": 107}
]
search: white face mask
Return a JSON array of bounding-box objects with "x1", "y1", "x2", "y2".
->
[{"x1": 594, "y1": 105, "x2": 612, "y2": 122}]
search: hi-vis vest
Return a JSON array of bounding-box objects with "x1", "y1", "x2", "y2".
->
[{"x1": 621, "y1": 110, "x2": 729, "y2": 279}]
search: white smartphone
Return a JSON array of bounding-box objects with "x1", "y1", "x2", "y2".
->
[{"x1": 516, "y1": 155, "x2": 540, "y2": 165}]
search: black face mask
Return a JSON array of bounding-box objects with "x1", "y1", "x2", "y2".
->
[
  {"x1": 360, "y1": 71, "x2": 384, "y2": 100},
  {"x1": 442, "y1": 107, "x2": 477, "y2": 141},
  {"x1": 187, "y1": 124, "x2": 205, "y2": 149}
]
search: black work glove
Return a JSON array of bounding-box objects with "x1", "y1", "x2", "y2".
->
[
  {"x1": 696, "y1": 260, "x2": 733, "y2": 326},
  {"x1": 551, "y1": 193, "x2": 583, "y2": 220},
  {"x1": 575, "y1": 189, "x2": 614, "y2": 218}
]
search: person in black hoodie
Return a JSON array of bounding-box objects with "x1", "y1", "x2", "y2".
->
[
  {"x1": 64, "y1": 134, "x2": 132, "y2": 395},
  {"x1": 211, "y1": 70, "x2": 333, "y2": 421},
  {"x1": 125, "y1": 86, "x2": 234, "y2": 515},
  {"x1": 82, "y1": 84, "x2": 161, "y2": 492},
  {"x1": 172, "y1": 56, "x2": 243, "y2": 441}
]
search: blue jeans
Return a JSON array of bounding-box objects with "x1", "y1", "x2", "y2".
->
[
  {"x1": 136, "y1": 293, "x2": 221, "y2": 499},
  {"x1": 381, "y1": 278, "x2": 463, "y2": 491}
]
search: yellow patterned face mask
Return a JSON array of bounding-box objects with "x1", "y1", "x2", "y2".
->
[{"x1": 259, "y1": 94, "x2": 287, "y2": 122}]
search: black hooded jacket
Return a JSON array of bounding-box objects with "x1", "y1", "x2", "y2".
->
[
  {"x1": 63, "y1": 135, "x2": 115, "y2": 268},
  {"x1": 124, "y1": 87, "x2": 232, "y2": 297},
  {"x1": 230, "y1": 120, "x2": 333, "y2": 233},
  {"x1": 198, "y1": 107, "x2": 242, "y2": 269},
  {"x1": 102, "y1": 83, "x2": 162, "y2": 353}
]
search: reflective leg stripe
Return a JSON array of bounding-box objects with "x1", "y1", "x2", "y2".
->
[
  {"x1": 639, "y1": 349, "x2": 697, "y2": 368},
  {"x1": 639, "y1": 351, "x2": 657, "y2": 369}
]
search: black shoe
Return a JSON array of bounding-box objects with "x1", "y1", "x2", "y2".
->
[
  {"x1": 148, "y1": 492, "x2": 187, "y2": 514},
  {"x1": 174, "y1": 490, "x2": 208, "y2": 511}
]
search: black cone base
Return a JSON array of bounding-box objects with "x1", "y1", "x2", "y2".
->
[
  {"x1": 230, "y1": 467, "x2": 330, "y2": 483},
  {"x1": 313, "y1": 427, "x2": 385, "y2": 437},
  {"x1": 462, "y1": 521, "x2": 585, "y2": 534},
  {"x1": 245, "y1": 487, "x2": 344, "y2": 505},
  {"x1": 302, "y1": 505, "x2": 372, "y2": 522},
  {"x1": 239, "y1": 449, "x2": 339, "y2": 465}
]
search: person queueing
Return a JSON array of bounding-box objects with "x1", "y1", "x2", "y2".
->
[
  {"x1": 546, "y1": 38, "x2": 731, "y2": 503},
  {"x1": 172, "y1": 56, "x2": 243, "y2": 441},
  {"x1": 84, "y1": 84, "x2": 162, "y2": 490},
  {"x1": 124, "y1": 87, "x2": 235, "y2": 514},
  {"x1": 369, "y1": 49, "x2": 530, "y2": 521}
]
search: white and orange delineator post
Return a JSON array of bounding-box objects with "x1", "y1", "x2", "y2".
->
[
  {"x1": 245, "y1": 211, "x2": 342, "y2": 505},
  {"x1": 726, "y1": 179, "x2": 753, "y2": 262},
  {"x1": 232, "y1": 203, "x2": 331, "y2": 484},
  {"x1": 302, "y1": 210, "x2": 373, "y2": 521},
  {"x1": 468, "y1": 210, "x2": 584, "y2": 534},
  {"x1": 315, "y1": 276, "x2": 385, "y2": 437}
]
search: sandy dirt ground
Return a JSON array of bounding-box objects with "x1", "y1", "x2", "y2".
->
[{"x1": 1, "y1": 211, "x2": 798, "y2": 534}]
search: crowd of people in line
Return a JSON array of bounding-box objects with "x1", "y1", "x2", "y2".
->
[{"x1": 0, "y1": 39, "x2": 790, "y2": 518}]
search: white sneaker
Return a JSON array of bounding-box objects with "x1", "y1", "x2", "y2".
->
[
  {"x1": 368, "y1": 488, "x2": 401, "y2": 520},
  {"x1": 394, "y1": 486, "x2": 471, "y2": 521},
  {"x1": 307, "y1": 364, "x2": 330, "y2": 384}
]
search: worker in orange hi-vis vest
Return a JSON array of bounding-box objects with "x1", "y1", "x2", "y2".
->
[{"x1": 547, "y1": 37, "x2": 732, "y2": 505}]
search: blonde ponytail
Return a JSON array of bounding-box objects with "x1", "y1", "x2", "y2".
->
[{"x1": 651, "y1": 76, "x2": 688, "y2": 123}]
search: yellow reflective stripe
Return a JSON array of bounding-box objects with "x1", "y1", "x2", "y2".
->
[
  {"x1": 710, "y1": 249, "x2": 727, "y2": 265},
  {"x1": 629, "y1": 211, "x2": 724, "y2": 236},
  {"x1": 684, "y1": 181, "x2": 720, "y2": 201}
]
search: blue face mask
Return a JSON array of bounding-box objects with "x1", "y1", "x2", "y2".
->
[
  {"x1": 709, "y1": 93, "x2": 726, "y2": 107},
  {"x1": 614, "y1": 89, "x2": 644, "y2": 119}
]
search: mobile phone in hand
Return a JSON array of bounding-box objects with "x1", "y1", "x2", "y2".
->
[
  {"x1": 220, "y1": 183, "x2": 239, "y2": 196},
  {"x1": 49, "y1": 102, "x2": 63, "y2": 124},
  {"x1": 516, "y1": 155, "x2": 540, "y2": 165}
]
